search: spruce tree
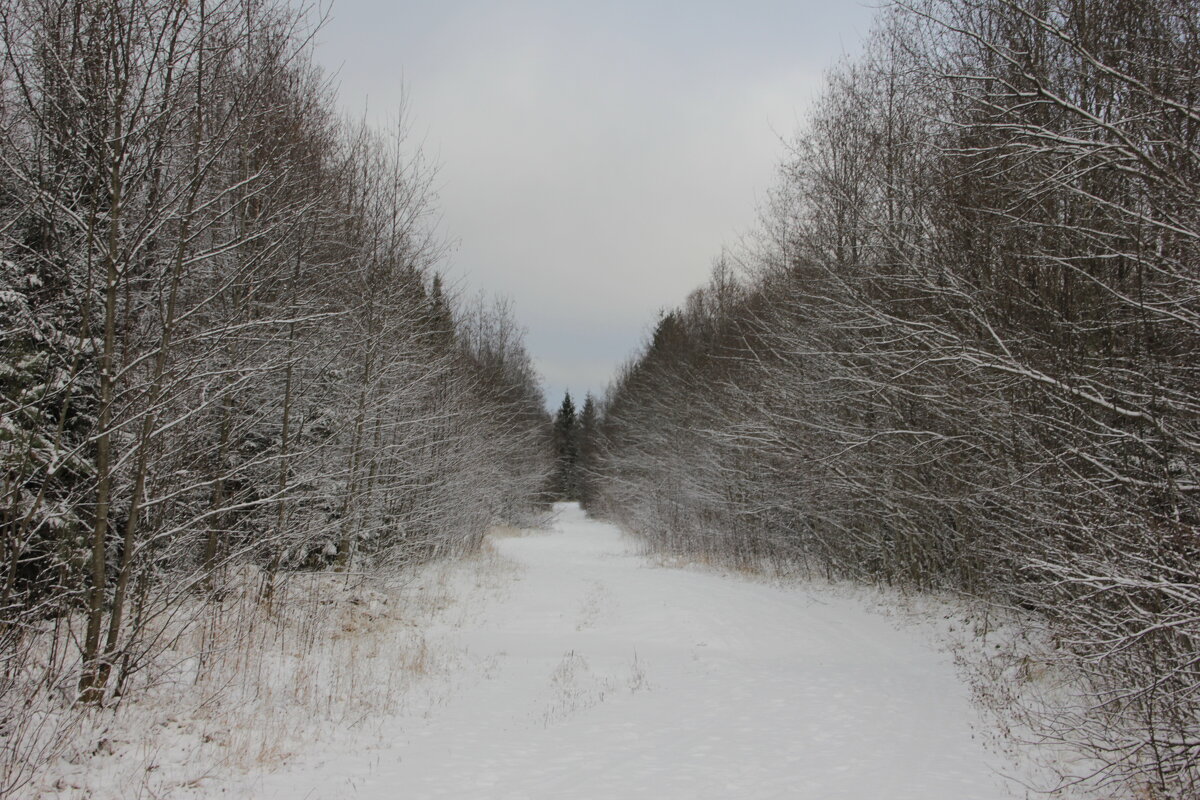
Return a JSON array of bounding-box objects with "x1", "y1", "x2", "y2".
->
[
  {"x1": 426, "y1": 273, "x2": 455, "y2": 342},
  {"x1": 552, "y1": 392, "x2": 579, "y2": 500},
  {"x1": 576, "y1": 394, "x2": 598, "y2": 508}
]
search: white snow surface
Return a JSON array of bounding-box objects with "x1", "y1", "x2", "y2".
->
[{"x1": 229, "y1": 503, "x2": 1024, "y2": 799}]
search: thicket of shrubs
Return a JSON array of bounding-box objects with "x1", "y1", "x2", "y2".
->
[
  {"x1": 0, "y1": 2, "x2": 549, "y2": 791},
  {"x1": 595, "y1": 2, "x2": 1200, "y2": 795}
]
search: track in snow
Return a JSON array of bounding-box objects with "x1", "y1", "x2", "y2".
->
[{"x1": 241, "y1": 503, "x2": 1022, "y2": 799}]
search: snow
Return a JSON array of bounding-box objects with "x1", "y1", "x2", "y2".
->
[{"x1": 226, "y1": 503, "x2": 1027, "y2": 799}]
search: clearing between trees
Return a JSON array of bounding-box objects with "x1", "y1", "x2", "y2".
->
[{"x1": 204, "y1": 503, "x2": 1047, "y2": 800}]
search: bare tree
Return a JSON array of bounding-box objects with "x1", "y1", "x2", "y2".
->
[
  {"x1": 593, "y1": 2, "x2": 1200, "y2": 795},
  {"x1": 0, "y1": 1, "x2": 552, "y2": 791}
]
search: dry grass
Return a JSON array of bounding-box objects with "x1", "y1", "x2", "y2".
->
[
  {"x1": 486, "y1": 524, "x2": 534, "y2": 539},
  {"x1": 13, "y1": 540, "x2": 520, "y2": 799}
]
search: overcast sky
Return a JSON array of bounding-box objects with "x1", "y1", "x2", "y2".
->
[{"x1": 305, "y1": 1, "x2": 879, "y2": 408}]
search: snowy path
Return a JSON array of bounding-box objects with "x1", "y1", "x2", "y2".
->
[{"x1": 237, "y1": 504, "x2": 1021, "y2": 799}]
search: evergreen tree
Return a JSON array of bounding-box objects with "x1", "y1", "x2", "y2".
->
[
  {"x1": 552, "y1": 392, "x2": 579, "y2": 500},
  {"x1": 576, "y1": 394, "x2": 598, "y2": 508},
  {"x1": 426, "y1": 273, "x2": 455, "y2": 343}
]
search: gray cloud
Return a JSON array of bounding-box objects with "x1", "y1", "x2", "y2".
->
[{"x1": 308, "y1": 1, "x2": 877, "y2": 405}]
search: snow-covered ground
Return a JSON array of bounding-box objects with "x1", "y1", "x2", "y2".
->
[{"x1": 223, "y1": 503, "x2": 1030, "y2": 799}]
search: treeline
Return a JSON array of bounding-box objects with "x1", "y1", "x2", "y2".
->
[
  {"x1": 0, "y1": 0, "x2": 549, "y2": 760},
  {"x1": 594, "y1": 0, "x2": 1199, "y2": 795},
  {"x1": 549, "y1": 391, "x2": 598, "y2": 505}
]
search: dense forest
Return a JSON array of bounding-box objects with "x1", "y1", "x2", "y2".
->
[
  {"x1": 0, "y1": 0, "x2": 550, "y2": 790},
  {"x1": 593, "y1": 0, "x2": 1200, "y2": 796},
  {"x1": 4, "y1": 0, "x2": 1200, "y2": 797}
]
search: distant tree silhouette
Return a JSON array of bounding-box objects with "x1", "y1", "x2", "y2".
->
[
  {"x1": 577, "y1": 394, "x2": 599, "y2": 508},
  {"x1": 552, "y1": 392, "x2": 580, "y2": 500}
]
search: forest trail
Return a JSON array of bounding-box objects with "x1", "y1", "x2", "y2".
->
[{"x1": 237, "y1": 503, "x2": 1021, "y2": 799}]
